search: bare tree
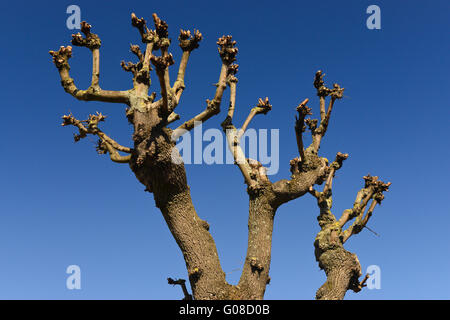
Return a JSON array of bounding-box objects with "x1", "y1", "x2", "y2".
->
[{"x1": 49, "y1": 13, "x2": 389, "y2": 300}]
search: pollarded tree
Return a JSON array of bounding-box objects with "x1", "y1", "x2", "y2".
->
[{"x1": 49, "y1": 13, "x2": 389, "y2": 300}]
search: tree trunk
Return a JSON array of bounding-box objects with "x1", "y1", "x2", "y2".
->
[
  {"x1": 129, "y1": 111, "x2": 232, "y2": 299},
  {"x1": 315, "y1": 247, "x2": 361, "y2": 300},
  {"x1": 237, "y1": 189, "x2": 276, "y2": 299},
  {"x1": 313, "y1": 209, "x2": 362, "y2": 300}
]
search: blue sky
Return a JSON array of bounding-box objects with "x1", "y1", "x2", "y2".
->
[{"x1": 0, "y1": 0, "x2": 449, "y2": 299}]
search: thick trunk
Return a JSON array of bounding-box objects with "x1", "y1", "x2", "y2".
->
[
  {"x1": 159, "y1": 190, "x2": 232, "y2": 299},
  {"x1": 129, "y1": 109, "x2": 231, "y2": 299},
  {"x1": 315, "y1": 247, "x2": 361, "y2": 300},
  {"x1": 313, "y1": 214, "x2": 362, "y2": 300},
  {"x1": 237, "y1": 189, "x2": 276, "y2": 299}
]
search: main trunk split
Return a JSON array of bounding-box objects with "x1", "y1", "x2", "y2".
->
[{"x1": 129, "y1": 117, "x2": 279, "y2": 299}]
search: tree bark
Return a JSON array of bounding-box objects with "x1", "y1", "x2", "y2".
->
[
  {"x1": 237, "y1": 188, "x2": 276, "y2": 299},
  {"x1": 315, "y1": 246, "x2": 362, "y2": 300},
  {"x1": 128, "y1": 109, "x2": 233, "y2": 299},
  {"x1": 51, "y1": 13, "x2": 389, "y2": 301},
  {"x1": 310, "y1": 166, "x2": 390, "y2": 300}
]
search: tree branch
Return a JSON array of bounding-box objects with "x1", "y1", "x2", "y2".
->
[
  {"x1": 309, "y1": 158, "x2": 390, "y2": 299},
  {"x1": 129, "y1": 13, "x2": 160, "y2": 94},
  {"x1": 238, "y1": 97, "x2": 272, "y2": 139},
  {"x1": 61, "y1": 112, "x2": 132, "y2": 164},
  {"x1": 173, "y1": 29, "x2": 202, "y2": 103},
  {"x1": 323, "y1": 152, "x2": 348, "y2": 195},
  {"x1": 351, "y1": 273, "x2": 370, "y2": 293},
  {"x1": 167, "y1": 112, "x2": 181, "y2": 124},
  {"x1": 295, "y1": 98, "x2": 311, "y2": 162},
  {"x1": 161, "y1": 29, "x2": 202, "y2": 123},
  {"x1": 224, "y1": 64, "x2": 239, "y2": 120},
  {"x1": 220, "y1": 67, "x2": 255, "y2": 188},
  {"x1": 221, "y1": 91, "x2": 272, "y2": 190},
  {"x1": 340, "y1": 175, "x2": 391, "y2": 243},
  {"x1": 338, "y1": 174, "x2": 377, "y2": 227},
  {"x1": 272, "y1": 159, "x2": 329, "y2": 207},
  {"x1": 306, "y1": 152, "x2": 348, "y2": 228},
  {"x1": 309, "y1": 71, "x2": 344, "y2": 152},
  {"x1": 167, "y1": 277, "x2": 193, "y2": 300},
  {"x1": 120, "y1": 43, "x2": 153, "y2": 91},
  {"x1": 151, "y1": 53, "x2": 175, "y2": 116},
  {"x1": 101, "y1": 141, "x2": 132, "y2": 163},
  {"x1": 147, "y1": 13, "x2": 175, "y2": 116},
  {"x1": 226, "y1": 97, "x2": 275, "y2": 298},
  {"x1": 171, "y1": 35, "x2": 238, "y2": 139},
  {"x1": 131, "y1": 13, "x2": 152, "y2": 43},
  {"x1": 49, "y1": 22, "x2": 130, "y2": 104}
]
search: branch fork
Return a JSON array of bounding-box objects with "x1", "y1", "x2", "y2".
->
[
  {"x1": 61, "y1": 112, "x2": 132, "y2": 163},
  {"x1": 71, "y1": 21, "x2": 101, "y2": 50}
]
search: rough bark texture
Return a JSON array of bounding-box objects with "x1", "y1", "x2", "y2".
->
[
  {"x1": 313, "y1": 204, "x2": 362, "y2": 300},
  {"x1": 235, "y1": 182, "x2": 277, "y2": 299},
  {"x1": 315, "y1": 247, "x2": 362, "y2": 300},
  {"x1": 129, "y1": 122, "x2": 230, "y2": 300},
  {"x1": 309, "y1": 157, "x2": 390, "y2": 300},
  {"x1": 50, "y1": 13, "x2": 388, "y2": 300}
]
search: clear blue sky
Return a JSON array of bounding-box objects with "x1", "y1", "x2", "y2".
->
[{"x1": 0, "y1": 0, "x2": 449, "y2": 299}]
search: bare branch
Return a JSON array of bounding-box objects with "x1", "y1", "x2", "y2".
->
[
  {"x1": 308, "y1": 70, "x2": 344, "y2": 152},
  {"x1": 350, "y1": 273, "x2": 370, "y2": 293},
  {"x1": 129, "y1": 13, "x2": 160, "y2": 94},
  {"x1": 61, "y1": 112, "x2": 132, "y2": 164},
  {"x1": 142, "y1": 41, "x2": 155, "y2": 74},
  {"x1": 341, "y1": 176, "x2": 391, "y2": 243},
  {"x1": 71, "y1": 21, "x2": 101, "y2": 87},
  {"x1": 172, "y1": 35, "x2": 238, "y2": 139},
  {"x1": 220, "y1": 68, "x2": 264, "y2": 190},
  {"x1": 323, "y1": 152, "x2": 348, "y2": 195},
  {"x1": 338, "y1": 174, "x2": 377, "y2": 227},
  {"x1": 120, "y1": 44, "x2": 145, "y2": 77},
  {"x1": 131, "y1": 13, "x2": 155, "y2": 43},
  {"x1": 314, "y1": 70, "x2": 330, "y2": 122},
  {"x1": 295, "y1": 98, "x2": 311, "y2": 162},
  {"x1": 152, "y1": 13, "x2": 169, "y2": 39},
  {"x1": 130, "y1": 44, "x2": 144, "y2": 62},
  {"x1": 120, "y1": 60, "x2": 138, "y2": 75},
  {"x1": 50, "y1": 23, "x2": 130, "y2": 105},
  {"x1": 167, "y1": 277, "x2": 193, "y2": 300},
  {"x1": 272, "y1": 158, "x2": 329, "y2": 206},
  {"x1": 320, "y1": 83, "x2": 344, "y2": 130},
  {"x1": 99, "y1": 141, "x2": 132, "y2": 163},
  {"x1": 173, "y1": 29, "x2": 203, "y2": 104},
  {"x1": 167, "y1": 112, "x2": 180, "y2": 124},
  {"x1": 238, "y1": 97, "x2": 272, "y2": 139},
  {"x1": 303, "y1": 153, "x2": 348, "y2": 232},
  {"x1": 148, "y1": 13, "x2": 174, "y2": 112},
  {"x1": 151, "y1": 53, "x2": 175, "y2": 115},
  {"x1": 308, "y1": 186, "x2": 321, "y2": 199},
  {"x1": 224, "y1": 64, "x2": 238, "y2": 120},
  {"x1": 222, "y1": 96, "x2": 272, "y2": 190}
]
